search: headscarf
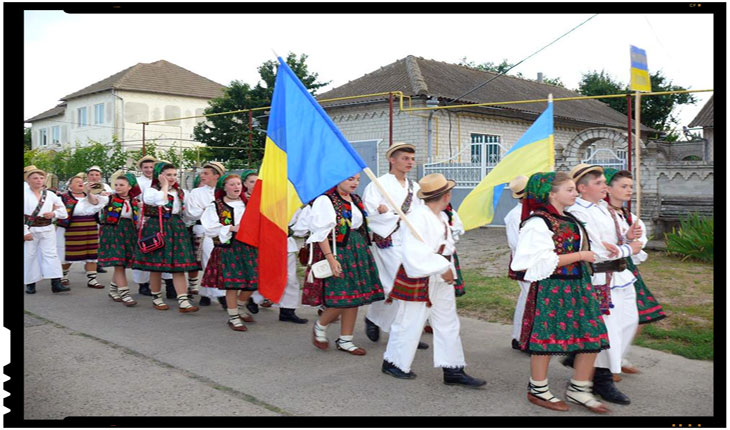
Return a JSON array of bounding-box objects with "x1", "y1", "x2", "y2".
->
[
  {"x1": 521, "y1": 172, "x2": 557, "y2": 222},
  {"x1": 150, "y1": 161, "x2": 177, "y2": 189},
  {"x1": 214, "y1": 173, "x2": 232, "y2": 200},
  {"x1": 193, "y1": 174, "x2": 201, "y2": 189},
  {"x1": 121, "y1": 173, "x2": 142, "y2": 199},
  {"x1": 240, "y1": 169, "x2": 257, "y2": 181},
  {"x1": 602, "y1": 167, "x2": 619, "y2": 205},
  {"x1": 240, "y1": 169, "x2": 257, "y2": 204}
]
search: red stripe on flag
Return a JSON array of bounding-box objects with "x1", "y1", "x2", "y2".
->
[
  {"x1": 257, "y1": 215, "x2": 288, "y2": 302},
  {"x1": 237, "y1": 179, "x2": 263, "y2": 246}
]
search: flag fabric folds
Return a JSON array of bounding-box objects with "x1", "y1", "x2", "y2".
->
[
  {"x1": 457, "y1": 102, "x2": 555, "y2": 231},
  {"x1": 237, "y1": 57, "x2": 367, "y2": 302}
]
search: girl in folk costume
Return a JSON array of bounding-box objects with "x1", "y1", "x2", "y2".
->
[
  {"x1": 24, "y1": 166, "x2": 69, "y2": 294},
  {"x1": 305, "y1": 174, "x2": 385, "y2": 355},
  {"x1": 185, "y1": 173, "x2": 204, "y2": 297},
  {"x1": 604, "y1": 168, "x2": 665, "y2": 376},
  {"x1": 132, "y1": 162, "x2": 201, "y2": 313},
  {"x1": 57, "y1": 174, "x2": 109, "y2": 289},
  {"x1": 98, "y1": 172, "x2": 143, "y2": 307},
  {"x1": 510, "y1": 172, "x2": 611, "y2": 414},
  {"x1": 132, "y1": 154, "x2": 158, "y2": 297},
  {"x1": 504, "y1": 175, "x2": 532, "y2": 350},
  {"x1": 201, "y1": 174, "x2": 260, "y2": 331}
]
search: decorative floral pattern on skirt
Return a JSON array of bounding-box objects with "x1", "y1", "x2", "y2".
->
[
  {"x1": 132, "y1": 214, "x2": 202, "y2": 272},
  {"x1": 202, "y1": 239, "x2": 258, "y2": 291},
  {"x1": 628, "y1": 258, "x2": 667, "y2": 324},
  {"x1": 98, "y1": 218, "x2": 137, "y2": 267},
  {"x1": 519, "y1": 268, "x2": 610, "y2": 355},
  {"x1": 302, "y1": 229, "x2": 384, "y2": 308}
]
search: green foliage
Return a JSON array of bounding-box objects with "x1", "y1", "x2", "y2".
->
[
  {"x1": 24, "y1": 127, "x2": 32, "y2": 150},
  {"x1": 24, "y1": 138, "x2": 129, "y2": 182},
  {"x1": 665, "y1": 213, "x2": 713, "y2": 263},
  {"x1": 578, "y1": 69, "x2": 697, "y2": 136},
  {"x1": 193, "y1": 52, "x2": 329, "y2": 166},
  {"x1": 459, "y1": 57, "x2": 565, "y2": 87}
]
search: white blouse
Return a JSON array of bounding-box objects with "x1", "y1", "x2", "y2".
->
[
  {"x1": 24, "y1": 187, "x2": 67, "y2": 235},
  {"x1": 510, "y1": 217, "x2": 562, "y2": 282},
  {"x1": 306, "y1": 194, "x2": 363, "y2": 244},
  {"x1": 143, "y1": 187, "x2": 186, "y2": 215},
  {"x1": 69, "y1": 194, "x2": 109, "y2": 217},
  {"x1": 201, "y1": 199, "x2": 245, "y2": 244}
]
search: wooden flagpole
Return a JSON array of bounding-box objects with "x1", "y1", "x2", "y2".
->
[
  {"x1": 634, "y1": 92, "x2": 641, "y2": 218},
  {"x1": 362, "y1": 167, "x2": 426, "y2": 243}
]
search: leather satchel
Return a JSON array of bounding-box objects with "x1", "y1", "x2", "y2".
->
[{"x1": 138, "y1": 206, "x2": 165, "y2": 253}]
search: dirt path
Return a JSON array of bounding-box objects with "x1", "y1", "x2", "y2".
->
[{"x1": 457, "y1": 226, "x2": 511, "y2": 277}]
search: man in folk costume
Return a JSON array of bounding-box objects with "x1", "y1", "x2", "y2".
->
[
  {"x1": 131, "y1": 155, "x2": 158, "y2": 296},
  {"x1": 24, "y1": 166, "x2": 69, "y2": 294},
  {"x1": 381, "y1": 173, "x2": 485, "y2": 388},
  {"x1": 57, "y1": 173, "x2": 109, "y2": 289},
  {"x1": 565, "y1": 164, "x2": 642, "y2": 405},
  {"x1": 504, "y1": 175, "x2": 531, "y2": 350},
  {"x1": 85, "y1": 165, "x2": 113, "y2": 274},
  {"x1": 184, "y1": 161, "x2": 227, "y2": 308},
  {"x1": 362, "y1": 142, "x2": 428, "y2": 350}
]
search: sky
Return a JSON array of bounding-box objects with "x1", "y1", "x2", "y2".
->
[{"x1": 23, "y1": 10, "x2": 715, "y2": 133}]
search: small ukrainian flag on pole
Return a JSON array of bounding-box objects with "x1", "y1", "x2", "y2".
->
[{"x1": 630, "y1": 45, "x2": 652, "y2": 92}]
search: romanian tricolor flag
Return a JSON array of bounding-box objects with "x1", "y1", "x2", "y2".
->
[
  {"x1": 237, "y1": 58, "x2": 367, "y2": 302},
  {"x1": 458, "y1": 101, "x2": 555, "y2": 230}
]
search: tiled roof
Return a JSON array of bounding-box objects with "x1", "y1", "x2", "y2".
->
[
  {"x1": 689, "y1": 95, "x2": 713, "y2": 127},
  {"x1": 25, "y1": 103, "x2": 66, "y2": 123},
  {"x1": 61, "y1": 59, "x2": 226, "y2": 100},
  {"x1": 317, "y1": 55, "x2": 644, "y2": 130}
]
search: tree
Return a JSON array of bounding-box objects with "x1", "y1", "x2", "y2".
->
[
  {"x1": 193, "y1": 52, "x2": 329, "y2": 166},
  {"x1": 24, "y1": 127, "x2": 32, "y2": 150},
  {"x1": 459, "y1": 57, "x2": 565, "y2": 87},
  {"x1": 577, "y1": 69, "x2": 697, "y2": 137}
]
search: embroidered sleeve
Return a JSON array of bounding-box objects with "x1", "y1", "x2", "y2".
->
[
  {"x1": 511, "y1": 218, "x2": 560, "y2": 282},
  {"x1": 51, "y1": 193, "x2": 68, "y2": 219},
  {"x1": 306, "y1": 196, "x2": 337, "y2": 244}
]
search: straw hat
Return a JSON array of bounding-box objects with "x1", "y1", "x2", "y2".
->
[
  {"x1": 385, "y1": 142, "x2": 416, "y2": 159},
  {"x1": 109, "y1": 169, "x2": 126, "y2": 184},
  {"x1": 136, "y1": 155, "x2": 157, "y2": 169},
  {"x1": 417, "y1": 173, "x2": 456, "y2": 200},
  {"x1": 203, "y1": 161, "x2": 226, "y2": 177},
  {"x1": 24, "y1": 165, "x2": 46, "y2": 181},
  {"x1": 569, "y1": 163, "x2": 604, "y2": 184},
  {"x1": 508, "y1": 175, "x2": 529, "y2": 199},
  {"x1": 87, "y1": 165, "x2": 102, "y2": 173},
  {"x1": 44, "y1": 172, "x2": 59, "y2": 190}
]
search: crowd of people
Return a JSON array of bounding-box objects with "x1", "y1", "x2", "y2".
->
[{"x1": 23, "y1": 142, "x2": 665, "y2": 414}]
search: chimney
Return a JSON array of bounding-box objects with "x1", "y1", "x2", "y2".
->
[{"x1": 537, "y1": 72, "x2": 544, "y2": 83}]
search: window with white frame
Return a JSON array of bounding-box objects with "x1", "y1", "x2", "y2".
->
[
  {"x1": 470, "y1": 134, "x2": 501, "y2": 166},
  {"x1": 78, "y1": 107, "x2": 88, "y2": 127},
  {"x1": 616, "y1": 149, "x2": 627, "y2": 162},
  {"x1": 39, "y1": 128, "x2": 48, "y2": 146},
  {"x1": 51, "y1": 126, "x2": 60, "y2": 145},
  {"x1": 94, "y1": 103, "x2": 104, "y2": 125}
]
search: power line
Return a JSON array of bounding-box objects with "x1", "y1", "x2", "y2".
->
[{"x1": 445, "y1": 14, "x2": 599, "y2": 106}]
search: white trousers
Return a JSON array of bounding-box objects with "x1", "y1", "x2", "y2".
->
[
  {"x1": 595, "y1": 284, "x2": 639, "y2": 373},
  {"x1": 511, "y1": 280, "x2": 532, "y2": 340},
  {"x1": 199, "y1": 237, "x2": 225, "y2": 298},
  {"x1": 366, "y1": 244, "x2": 401, "y2": 332},
  {"x1": 383, "y1": 278, "x2": 466, "y2": 373},
  {"x1": 25, "y1": 228, "x2": 63, "y2": 284},
  {"x1": 251, "y1": 252, "x2": 300, "y2": 308}
]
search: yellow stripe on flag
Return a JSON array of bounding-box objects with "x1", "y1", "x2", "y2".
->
[{"x1": 259, "y1": 138, "x2": 303, "y2": 232}]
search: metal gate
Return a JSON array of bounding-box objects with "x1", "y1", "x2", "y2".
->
[{"x1": 582, "y1": 148, "x2": 627, "y2": 170}]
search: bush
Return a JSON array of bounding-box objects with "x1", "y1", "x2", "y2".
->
[{"x1": 665, "y1": 213, "x2": 713, "y2": 263}]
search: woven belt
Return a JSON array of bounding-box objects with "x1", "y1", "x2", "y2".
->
[
  {"x1": 24, "y1": 215, "x2": 52, "y2": 227},
  {"x1": 592, "y1": 258, "x2": 627, "y2": 273}
]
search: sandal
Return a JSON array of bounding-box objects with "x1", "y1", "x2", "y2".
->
[
  {"x1": 228, "y1": 316, "x2": 248, "y2": 332},
  {"x1": 152, "y1": 292, "x2": 169, "y2": 310},
  {"x1": 335, "y1": 338, "x2": 366, "y2": 356},
  {"x1": 118, "y1": 287, "x2": 137, "y2": 307},
  {"x1": 312, "y1": 323, "x2": 329, "y2": 350},
  {"x1": 566, "y1": 381, "x2": 611, "y2": 414}
]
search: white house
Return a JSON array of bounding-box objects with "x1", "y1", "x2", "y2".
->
[{"x1": 25, "y1": 60, "x2": 226, "y2": 155}]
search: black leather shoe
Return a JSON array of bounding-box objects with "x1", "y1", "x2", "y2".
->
[
  {"x1": 443, "y1": 367, "x2": 486, "y2": 388},
  {"x1": 279, "y1": 308, "x2": 308, "y2": 324},
  {"x1": 561, "y1": 352, "x2": 577, "y2": 368},
  {"x1": 51, "y1": 278, "x2": 70, "y2": 293},
  {"x1": 365, "y1": 317, "x2": 380, "y2": 342},
  {"x1": 25, "y1": 283, "x2": 36, "y2": 294},
  {"x1": 382, "y1": 360, "x2": 416, "y2": 379},
  {"x1": 417, "y1": 341, "x2": 429, "y2": 350},
  {"x1": 199, "y1": 296, "x2": 211, "y2": 306},
  {"x1": 217, "y1": 296, "x2": 227, "y2": 310},
  {"x1": 97, "y1": 266, "x2": 107, "y2": 273},
  {"x1": 138, "y1": 283, "x2": 152, "y2": 296},
  {"x1": 164, "y1": 279, "x2": 176, "y2": 298},
  {"x1": 593, "y1": 367, "x2": 631, "y2": 405},
  {"x1": 246, "y1": 297, "x2": 259, "y2": 314},
  {"x1": 511, "y1": 339, "x2": 520, "y2": 350}
]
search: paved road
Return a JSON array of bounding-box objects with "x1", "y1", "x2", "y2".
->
[{"x1": 22, "y1": 249, "x2": 713, "y2": 419}]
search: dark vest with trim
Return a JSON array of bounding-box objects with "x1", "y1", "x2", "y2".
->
[
  {"x1": 57, "y1": 191, "x2": 83, "y2": 228},
  {"x1": 101, "y1": 194, "x2": 140, "y2": 227},
  {"x1": 211, "y1": 198, "x2": 240, "y2": 247},
  {"x1": 143, "y1": 186, "x2": 185, "y2": 218},
  {"x1": 323, "y1": 188, "x2": 371, "y2": 247}
]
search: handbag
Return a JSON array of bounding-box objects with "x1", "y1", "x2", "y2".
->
[
  {"x1": 138, "y1": 206, "x2": 165, "y2": 253},
  {"x1": 306, "y1": 228, "x2": 336, "y2": 281}
]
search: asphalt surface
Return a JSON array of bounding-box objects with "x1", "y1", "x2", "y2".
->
[{"x1": 22, "y1": 262, "x2": 713, "y2": 420}]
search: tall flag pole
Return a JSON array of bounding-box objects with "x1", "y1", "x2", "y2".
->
[
  {"x1": 458, "y1": 95, "x2": 554, "y2": 231},
  {"x1": 630, "y1": 45, "x2": 651, "y2": 218}
]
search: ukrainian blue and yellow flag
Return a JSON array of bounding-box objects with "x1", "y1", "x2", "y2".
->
[
  {"x1": 237, "y1": 57, "x2": 367, "y2": 302},
  {"x1": 458, "y1": 101, "x2": 554, "y2": 230}
]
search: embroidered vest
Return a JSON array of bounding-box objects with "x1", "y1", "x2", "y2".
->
[
  {"x1": 101, "y1": 194, "x2": 140, "y2": 227},
  {"x1": 372, "y1": 179, "x2": 414, "y2": 249},
  {"x1": 522, "y1": 208, "x2": 590, "y2": 280},
  {"x1": 57, "y1": 191, "x2": 82, "y2": 228},
  {"x1": 324, "y1": 188, "x2": 370, "y2": 247},
  {"x1": 211, "y1": 198, "x2": 238, "y2": 247},
  {"x1": 143, "y1": 186, "x2": 185, "y2": 218}
]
